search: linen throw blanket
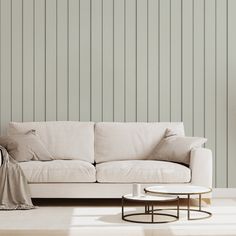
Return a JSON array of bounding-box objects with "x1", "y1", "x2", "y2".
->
[{"x1": 0, "y1": 146, "x2": 35, "y2": 210}]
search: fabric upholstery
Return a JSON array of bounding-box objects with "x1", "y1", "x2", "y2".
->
[
  {"x1": 190, "y1": 148, "x2": 212, "y2": 188},
  {"x1": 8, "y1": 121, "x2": 95, "y2": 163},
  {"x1": 95, "y1": 122, "x2": 184, "y2": 163},
  {"x1": 149, "y1": 129, "x2": 207, "y2": 165},
  {"x1": 96, "y1": 160, "x2": 191, "y2": 183},
  {"x1": 19, "y1": 160, "x2": 96, "y2": 183},
  {"x1": 0, "y1": 146, "x2": 35, "y2": 210},
  {"x1": 0, "y1": 130, "x2": 53, "y2": 162}
]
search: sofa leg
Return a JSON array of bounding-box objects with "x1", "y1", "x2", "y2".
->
[
  {"x1": 189, "y1": 198, "x2": 211, "y2": 207},
  {"x1": 202, "y1": 198, "x2": 211, "y2": 205}
]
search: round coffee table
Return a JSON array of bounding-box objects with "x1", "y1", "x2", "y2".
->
[
  {"x1": 144, "y1": 185, "x2": 212, "y2": 220},
  {"x1": 122, "y1": 194, "x2": 179, "y2": 224}
]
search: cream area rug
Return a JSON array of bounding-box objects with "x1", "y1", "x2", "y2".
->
[{"x1": 0, "y1": 198, "x2": 236, "y2": 236}]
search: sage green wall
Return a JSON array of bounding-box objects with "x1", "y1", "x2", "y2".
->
[{"x1": 0, "y1": 0, "x2": 236, "y2": 187}]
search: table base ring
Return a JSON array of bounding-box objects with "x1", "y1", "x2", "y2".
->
[
  {"x1": 149, "y1": 208, "x2": 212, "y2": 220},
  {"x1": 122, "y1": 212, "x2": 179, "y2": 224}
]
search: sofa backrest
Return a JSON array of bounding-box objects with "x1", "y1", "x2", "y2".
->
[
  {"x1": 95, "y1": 122, "x2": 184, "y2": 163},
  {"x1": 7, "y1": 121, "x2": 94, "y2": 163}
]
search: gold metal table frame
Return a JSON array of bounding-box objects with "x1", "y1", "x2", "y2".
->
[
  {"x1": 121, "y1": 195, "x2": 180, "y2": 224},
  {"x1": 144, "y1": 187, "x2": 212, "y2": 220}
]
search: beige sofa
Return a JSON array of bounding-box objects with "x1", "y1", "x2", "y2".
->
[{"x1": 5, "y1": 121, "x2": 212, "y2": 199}]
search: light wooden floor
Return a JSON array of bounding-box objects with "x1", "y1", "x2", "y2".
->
[{"x1": 0, "y1": 198, "x2": 236, "y2": 236}]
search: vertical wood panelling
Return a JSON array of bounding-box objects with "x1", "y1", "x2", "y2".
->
[
  {"x1": 0, "y1": 0, "x2": 11, "y2": 134},
  {"x1": 205, "y1": 0, "x2": 216, "y2": 186},
  {"x1": 45, "y1": 0, "x2": 57, "y2": 121},
  {"x1": 125, "y1": 0, "x2": 136, "y2": 122},
  {"x1": 193, "y1": 0, "x2": 204, "y2": 137},
  {"x1": 23, "y1": 0, "x2": 34, "y2": 122},
  {"x1": 35, "y1": 0, "x2": 45, "y2": 121},
  {"x1": 57, "y1": 0, "x2": 68, "y2": 120},
  {"x1": 171, "y1": 0, "x2": 182, "y2": 122},
  {"x1": 147, "y1": 0, "x2": 159, "y2": 122},
  {"x1": 103, "y1": 0, "x2": 113, "y2": 121},
  {"x1": 1, "y1": 0, "x2": 236, "y2": 187},
  {"x1": 91, "y1": 0, "x2": 102, "y2": 122},
  {"x1": 68, "y1": 0, "x2": 80, "y2": 121},
  {"x1": 114, "y1": 0, "x2": 125, "y2": 122},
  {"x1": 137, "y1": 0, "x2": 147, "y2": 122},
  {"x1": 216, "y1": 0, "x2": 227, "y2": 187},
  {"x1": 228, "y1": 0, "x2": 236, "y2": 187},
  {"x1": 12, "y1": 0, "x2": 22, "y2": 122},
  {"x1": 80, "y1": 0, "x2": 91, "y2": 121},
  {"x1": 159, "y1": 0, "x2": 171, "y2": 122},
  {"x1": 182, "y1": 0, "x2": 193, "y2": 136}
]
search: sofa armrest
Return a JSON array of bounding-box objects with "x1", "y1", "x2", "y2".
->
[
  {"x1": 189, "y1": 147, "x2": 212, "y2": 188},
  {"x1": 0, "y1": 149, "x2": 3, "y2": 167}
]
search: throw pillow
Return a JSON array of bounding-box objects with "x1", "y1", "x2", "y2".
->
[
  {"x1": 148, "y1": 128, "x2": 207, "y2": 165},
  {"x1": 0, "y1": 130, "x2": 53, "y2": 162}
]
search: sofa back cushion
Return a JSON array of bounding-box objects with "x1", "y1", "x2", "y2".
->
[
  {"x1": 95, "y1": 122, "x2": 184, "y2": 163},
  {"x1": 7, "y1": 121, "x2": 94, "y2": 163}
]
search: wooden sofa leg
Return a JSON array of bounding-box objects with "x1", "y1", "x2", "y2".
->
[
  {"x1": 189, "y1": 198, "x2": 211, "y2": 207},
  {"x1": 202, "y1": 198, "x2": 211, "y2": 205}
]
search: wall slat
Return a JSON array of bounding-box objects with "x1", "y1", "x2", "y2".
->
[
  {"x1": 205, "y1": 0, "x2": 216, "y2": 186},
  {"x1": 137, "y1": 0, "x2": 147, "y2": 122},
  {"x1": 91, "y1": 0, "x2": 102, "y2": 122},
  {"x1": 12, "y1": 0, "x2": 23, "y2": 122},
  {"x1": 171, "y1": 0, "x2": 182, "y2": 122},
  {"x1": 102, "y1": 0, "x2": 113, "y2": 121},
  {"x1": 147, "y1": 0, "x2": 159, "y2": 122},
  {"x1": 0, "y1": 0, "x2": 11, "y2": 134},
  {"x1": 68, "y1": 0, "x2": 80, "y2": 121},
  {"x1": 182, "y1": 0, "x2": 193, "y2": 136},
  {"x1": 228, "y1": 0, "x2": 236, "y2": 187},
  {"x1": 80, "y1": 0, "x2": 91, "y2": 121},
  {"x1": 159, "y1": 0, "x2": 170, "y2": 122},
  {"x1": 114, "y1": 0, "x2": 125, "y2": 122},
  {"x1": 35, "y1": 0, "x2": 46, "y2": 121},
  {"x1": 216, "y1": 0, "x2": 227, "y2": 187},
  {"x1": 23, "y1": 0, "x2": 34, "y2": 122},
  {"x1": 46, "y1": 0, "x2": 57, "y2": 121},
  {"x1": 57, "y1": 0, "x2": 68, "y2": 120},
  {"x1": 125, "y1": 0, "x2": 136, "y2": 122},
  {"x1": 193, "y1": 0, "x2": 204, "y2": 137}
]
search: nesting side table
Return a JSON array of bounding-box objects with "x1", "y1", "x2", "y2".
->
[
  {"x1": 145, "y1": 185, "x2": 212, "y2": 220},
  {"x1": 122, "y1": 194, "x2": 179, "y2": 224}
]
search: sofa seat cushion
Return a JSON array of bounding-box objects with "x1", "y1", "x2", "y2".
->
[
  {"x1": 19, "y1": 160, "x2": 96, "y2": 183},
  {"x1": 96, "y1": 160, "x2": 191, "y2": 183}
]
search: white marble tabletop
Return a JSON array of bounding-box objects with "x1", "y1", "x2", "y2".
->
[
  {"x1": 123, "y1": 193, "x2": 178, "y2": 201},
  {"x1": 145, "y1": 185, "x2": 212, "y2": 195}
]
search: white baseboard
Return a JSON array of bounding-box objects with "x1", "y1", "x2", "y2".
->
[{"x1": 212, "y1": 188, "x2": 236, "y2": 198}]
